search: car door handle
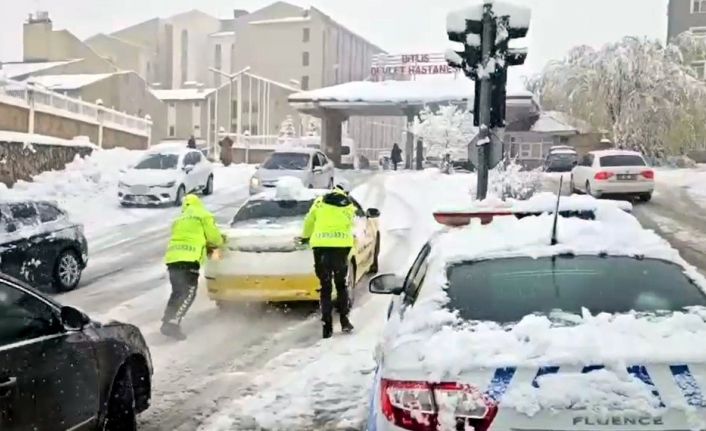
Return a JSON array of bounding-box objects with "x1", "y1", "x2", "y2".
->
[{"x1": 0, "y1": 377, "x2": 17, "y2": 398}]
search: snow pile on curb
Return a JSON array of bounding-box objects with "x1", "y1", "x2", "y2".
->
[{"x1": 654, "y1": 166, "x2": 706, "y2": 207}]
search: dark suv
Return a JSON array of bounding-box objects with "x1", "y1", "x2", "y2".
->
[
  {"x1": 0, "y1": 274, "x2": 153, "y2": 431},
  {"x1": 0, "y1": 200, "x2": 88, "y2": 292}
]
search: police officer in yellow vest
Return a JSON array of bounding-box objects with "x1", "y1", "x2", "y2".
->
[
  {"x1": 162, "y1": 194, "x2": 224, "y2": 340},
  {"x1": 301, "y1": 179, "x2": 357, "y2": 339}
]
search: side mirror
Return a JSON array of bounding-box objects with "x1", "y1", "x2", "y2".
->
[
  {"x1": 369, "y1": 273, "x2": 404, "y2": 295},
  {"x1": 60, "y1": 306, "x2": 90, "y2": 331},
  {"x1": 366, "y1": 208, "x2": 381, "y2": 218}
]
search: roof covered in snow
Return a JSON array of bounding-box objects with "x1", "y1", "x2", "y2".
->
[
  {"x1": 249, "y1": 16, "x2": 312, "y2": 25},
  {"x1": 0, "y1": 59, "x2": 83, "y2": 80},
  {"x1": 530, "y1": 111, "x2": 579, "y2": 134},
  {"x1": 27, "y1": 73, "x2": 116, "y2": 90},
  {"x1": 151, "y1": 88, "x2": 216, "y2": 101}
]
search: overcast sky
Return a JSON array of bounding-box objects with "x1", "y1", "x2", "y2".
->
[{"x1": 1, "y1": 0, "x2": 668, "y2": 75}]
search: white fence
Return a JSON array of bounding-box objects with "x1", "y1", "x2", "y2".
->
[{"x1": 0, "y1": 78, "x2": 152, "y2": 138}]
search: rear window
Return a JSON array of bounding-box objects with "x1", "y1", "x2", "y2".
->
[
  {"x1": 445, "y1": 256, "x2": 706, "y2": 324},
  {"x1": 262, "y1": 153, "x2": 310, "y2": 170},
  {"x1": 135, "y1": 153, "x2": 179, "y2": 170},
  {"x1": 599, "y1": 155, "x2": 645, "y2": 167},
  {"x1": 232, "y1": 199, "x2": 314, "y2": 224},
  {"x1": 547, "y1": 153, "x2": 577, "y2": 165}
]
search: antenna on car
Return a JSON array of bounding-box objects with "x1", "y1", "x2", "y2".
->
[{"x1": 550, "y1": 176, "x2": 563, "y2": 246}]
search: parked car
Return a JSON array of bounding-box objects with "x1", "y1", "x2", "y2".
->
[
  {"x1": 206, "y1": 179, "x2": 380, "y2": 306},
  {"x1": 0, "y1": 273, "x2": 152, "y2": 431},
  {"x1": 249, "y1": 148, "x2": 334, "y2": 195},
  {"x1": 118, "y1": 147, "x2": 214, "y2": 207},
  {"x1": 570, "y1": 150, "x2": 654, "y2": 201},
  {"x1": 0, "y1": 200, "x2": 87, "y2": 292},
  {"x1": 366, "y1": 195, "x2": 705, "y2": 431},
  {"x1": 544, "y1": 148, "x2": 578, "y2": 172}
]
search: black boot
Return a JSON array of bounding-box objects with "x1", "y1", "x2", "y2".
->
[
  {"x1": 341, "y1": 315, "x2": 354, "y2": 334},
  {"x1": 161, "y1": 322, "x2": 186, "y2": 341},
  {"x1": 323, "y1": 321, "x2": 333, "y2": 339}
]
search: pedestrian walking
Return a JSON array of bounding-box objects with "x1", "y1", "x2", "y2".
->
[
  {"x1": 219, "y1": 136, "x2": 233, "y2": 166},
  {"x1": 161, "y1": 194, "x2": 224, "y2": 340},
  {"x1": 300, "y1": 179, "x2": 356, "y2": 339},
  {"x1": 391, "y1": 143, "x2": 402, "y2": 171},
  {"x1": 187, "y1": 135, "x2": 197, "y2": 149}
]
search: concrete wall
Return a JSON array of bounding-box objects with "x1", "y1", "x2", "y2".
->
[
  {"x1": 207, "y1": 35, "x2": 235, "y2": 87},
  {"x1": 0, "y1": 141, "x2": 94, "y2": 186},
  {"x1": 85, "y1": 34, "x2": 151, "y2": 80},
  {"x1": 668, "y1": 0, "x2": 706, "y2": 40},
  {"x1": 232, "y1": 147, "x2": 273, "y2": 164},
  {"x1": 110, "y1": 18, "x2": 173, "y2": 87},
  {"x1": 165, "y1": 97, "x2": 211, "y2": 140},
  {"x1": 0, "y1": 100, "x2": 150, "y2": 150},
  {"x1": 167, "y1": 11, "x2": 221, "y2": 87},
  {"x1": 23, "y1": 19, "x2": 110, "y2": 67}
]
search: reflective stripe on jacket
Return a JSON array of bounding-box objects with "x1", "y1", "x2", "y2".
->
[
  {"x1": 165, "y1": 194, "x2": 224, "y2": 265},
  {"x1": 302, "y1": 190, "x2": 357, "y2": 248}
]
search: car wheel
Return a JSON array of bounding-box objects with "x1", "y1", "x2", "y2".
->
[
  {"x1": 203, "y1": 175, "x2": 214, "y2": 196},
  {"x1": 53, "y1": 249, "x2": 82, "y2": 292},
  {"x1": 370, "y1": 233, "x2": 380, "y2": 274},
  {"x1": 569, "y1": 174, "x2": 577, "y2": 194},
  {"x1": 585, "y1": 181, "x2": 595, "y2": 198},
  {"x1": 347, "y1": 261, "x2": 357, "y2": 309},
  {"x1": 308, "y1": 184, "x2": 314, "y2": 189},
  {"x1": 104, "y1": 365, "x2": 137, "y2": 431},
  {"x1": 175, "y1": 185, "x2": 186, "y2": 206}
]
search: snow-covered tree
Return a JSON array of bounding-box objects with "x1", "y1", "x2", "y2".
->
[
  {"x1": 527, "y1": 36, "x2": 706, "y2": 157},
  {"x1": 306, "y1": 118, "x2": 321, "y2": 136},
  {"x1": 278, "y1": 115, "x2": 297, "y2": 138},
  {"x1": 413, "y1": 105, "x2": 477, "y2": 160}
]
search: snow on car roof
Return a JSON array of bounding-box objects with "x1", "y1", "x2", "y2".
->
[
  {"x1": 250, "y1": 176, "x2": 327, "y2": 201},
  {"x1": 548, "y1": 148, "x2": 577, "y2": 155},
  {"x1": 272, "y1": 146, "x2": 318, "y2": 154},
  {"x1": 589, "y1": 149, "x2": 644, "y2": 157},
  {"x1": 381, "y1": 194, "x2": 706, "y2": 374}
]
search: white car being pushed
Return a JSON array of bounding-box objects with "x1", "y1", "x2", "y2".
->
[
  {"x1": 118, "y1": 147, "x2": 214, "y2": 206},
  {"x1": 367, "y1": 194, "x2": 706, "y2": 431},
  {"x1": 570, "y1": 149, "x2": 654, "y2": 201}
]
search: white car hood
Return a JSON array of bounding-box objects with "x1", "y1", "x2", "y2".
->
[
  {"x1": 256, "y1": 169, "x2": 308, "y2": 184},
  {"x1": 121, "y1": 169, "x2": 177, "y2": 186}
]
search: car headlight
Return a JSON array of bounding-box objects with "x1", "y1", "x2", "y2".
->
[
  {"x1": 250, "y1": 177, "x2": 260, "y2": 187},
  {"x1": 155, "y1": 181, "x2": 176, "y2": 188}
]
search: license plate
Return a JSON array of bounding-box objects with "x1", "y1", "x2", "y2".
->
[
  {"x1": 131, "y1": 185, "x2": 149, "y2": 194},
  {"x1": 617, "y1": 174, "x2": 636, "y2": 181},
  {"x1": 134, "y1": 196, "x2": 150, "y2": 204}
]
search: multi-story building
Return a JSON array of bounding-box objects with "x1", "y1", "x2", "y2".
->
[{"x1": 668, "y1": 0, "x2": 706, "y2": 78}]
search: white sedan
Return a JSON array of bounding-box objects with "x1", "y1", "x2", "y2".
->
[
  {"x1": 570, "y1": 150, "x2": 654, "y2": 201},
  {"x1": 118, "y1": 147, "x2": 213, "y2": 206},
  {"x1": 366, "y1": 196, "x2": 706, "y2": 431}
]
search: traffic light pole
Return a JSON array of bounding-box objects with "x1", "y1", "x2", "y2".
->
[{"x1": 476, "y1": 6, "x2": 494, "y2": 200}]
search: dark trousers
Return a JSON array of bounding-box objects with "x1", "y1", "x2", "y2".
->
[
  {"x1": 313, "y1": 247, "x2": 351, "y2": 325},
  {"x1": 393, "y1": 161, "x2": 398, "y2": 171},
  {"x1": 163, "y1": 262, "x2": 200, "y2": 325}
]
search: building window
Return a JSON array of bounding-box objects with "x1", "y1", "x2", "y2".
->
[
  {"x1": 693, "y1": 0, "x2": 706, "y2": 13},
  {"x1": 181, "y1": 29, "x2": 189, "y2": 83},
  {"x1": 302, "y1": 51, "x2": 310, "y2": 67},
  {"x1": 693, "y1": 61, "x2": 705, "y2": 79},
  {"x1": 303, "y1": 28, "x2": 310, "y2": 42},
  {"x1": 301, "y1": 76, "x2": 310, "y2": 90},
  {"x1": 519, "y1": 142, "x2": 543, "y2": 159}
]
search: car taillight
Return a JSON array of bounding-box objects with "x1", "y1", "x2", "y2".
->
[
  {"x1": 641, "y1": 170, "x2": 654, "y2": 179},
  {"x1": 381, "y1": 379, "x2": 498, "y2": 431},
  {"x1": 594, "y1": 171, "x2": 614, "y2": 180}
]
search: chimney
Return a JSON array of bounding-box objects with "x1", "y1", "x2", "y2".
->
[{"x1": 23, "y1": 11, "x2": 54, "y2": 62}]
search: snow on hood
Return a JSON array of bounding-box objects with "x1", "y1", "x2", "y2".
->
[
  {"x1": 120, "y1": 168, "x2": 177, "y2": 186},
  {"x1": 226, "y1": 217, "x2": 303, "y2": 252}
]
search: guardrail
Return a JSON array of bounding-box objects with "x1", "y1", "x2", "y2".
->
[{"x1": 0, "y1": 78, "x2": 152, "y2": 137}]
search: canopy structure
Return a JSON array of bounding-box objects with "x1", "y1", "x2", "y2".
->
[{"x1": 288, "y1": 77, "x2": 536, "y2": 167}]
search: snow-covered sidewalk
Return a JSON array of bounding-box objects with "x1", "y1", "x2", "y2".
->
[
  {"x1": 199, "y1": 169, "x2": 476, "y2": 431},
  {"x1": 654, "y1": 165, "x2": 706, "y2": 208},
  {"x1": 1, "y1": 148, "x2": 255, "y2": 241}
]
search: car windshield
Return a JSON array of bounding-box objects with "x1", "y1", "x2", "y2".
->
[
  {"x1": 599, "y1": 155, "x2": 645, "y2": 167},
  {"x1": 232, "y1": 199, "x2": 314, "y2": 224},
  {"x1": 547, "y1": 153, "x2": 577, "y2": 166},
  {"x1": 445, "y1": 255, "x2": 706, "y2": 324},
  {"x1": 134, "y1": 153, "x2": 179, "y2": 170},
  {"x1": 262, "y1": 153, "x2": 310, "y2": 170}
]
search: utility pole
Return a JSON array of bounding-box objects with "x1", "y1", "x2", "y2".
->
[{"x1": 446, "y1": 1, "x2": 531, "y2": 200}]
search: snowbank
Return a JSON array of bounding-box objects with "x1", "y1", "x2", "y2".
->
[
  {"x1": 654, "y1": 166, "x2": 706, "y2": 207},
  {"x1": 1, "y1": 148, "x2": 255, "y2": 240}
]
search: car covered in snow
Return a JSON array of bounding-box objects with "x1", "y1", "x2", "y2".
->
[
  {"x1": 0, "y1": 273, "x2": 152, "y2": 430},
  {"x1": 570, "y1": 150, "x2": 654, "y2": 201},
  {"x1": 118, "y1": 146, "x2": 214, "y2": 206},
  {"x1": 249, "y1": 148, "x2": 335, "y2": 195},
  {"x1": 544, "y1": 148, "x2": 578, "y2": 173},
  {"x1": 0, "y1": 200, "x2": 88, "y2": 292},
  {"x1": 366, "y1": 194, "x2": 706, "y2": 431},
  {"x1": 206, "y1": 178, "x2": 380, "y2": 305}
]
